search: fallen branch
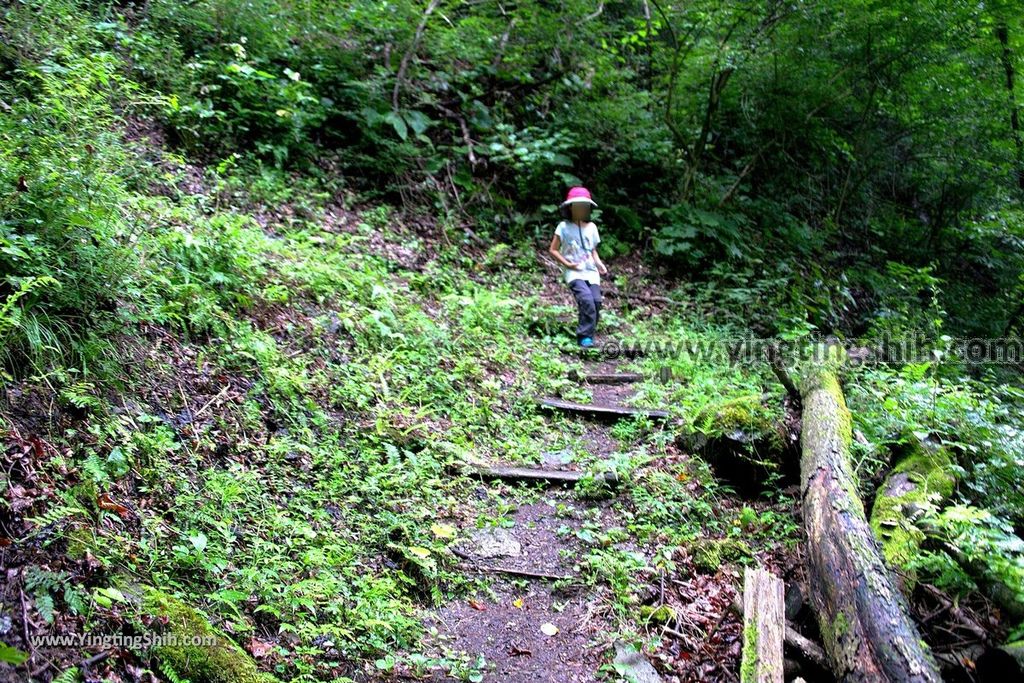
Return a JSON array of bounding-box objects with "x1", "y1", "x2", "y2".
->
[
  {"x1": 81, "y1": 650, "x2": 113, "y2": 673},
  {"x1": 20, "y1": 587, "x2": 32, "y2": 666},
  {"x1": 784, "y1": 625, "x2": 828, "y2": 671},
  {"x1": 918, "y1": 583, "x2": 989, "y2": 642}
]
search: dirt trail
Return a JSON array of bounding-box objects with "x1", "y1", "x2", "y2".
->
[{"x1": 402, "y1": 346, "x2": 663, "y2": 682}]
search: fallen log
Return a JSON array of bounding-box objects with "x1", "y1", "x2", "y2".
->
[
  {"x1": 868, "y1": 436, "x2": 955, "y2": 592},
  {"x1": 797, "y1": 345, "x2": 941, "y2": 682},
  {"x1": 740, "y1": 567, "x2": 785, "y2": 683},
  {"x1": 871, "y1": 438, "x2": 1024, "y2": 623}
]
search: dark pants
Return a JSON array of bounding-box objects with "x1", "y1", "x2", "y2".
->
[{"x1": 568, "y1": 279, "x2": 601, "y2": 340}]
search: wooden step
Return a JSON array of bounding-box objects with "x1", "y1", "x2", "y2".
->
[
  {"x1": 569, "y1": 343, "x2": 646, "y2": 359},
  {"x1": 536, "y1": 397, "x2": 670, "y2": 420},
  {"x1": 456, "y1": 463, "x2": 620, "y2": 486},
  {"x1": 569, "y1": 370, "x2": 643, "y2": 384}
]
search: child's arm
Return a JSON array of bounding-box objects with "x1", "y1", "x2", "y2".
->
[
  {"x1": 592, "y1": 246, "x2": 608, "y2": 275},
  {"x1": 588, "y1": 222, "x2": 608, "y2": 274}
]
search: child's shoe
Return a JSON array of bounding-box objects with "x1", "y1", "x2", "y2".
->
[{"x1": 579, "y1": 337, "x2": 594, "y2": 348}]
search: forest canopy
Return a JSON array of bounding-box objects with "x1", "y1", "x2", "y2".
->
[{"x1": 124, "y1": 0, "x2": 1024, "y2": 336}]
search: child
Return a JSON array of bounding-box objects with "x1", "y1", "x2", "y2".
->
[{"x1": 548, "y1": 186, "x2": 608, "y2": 347}]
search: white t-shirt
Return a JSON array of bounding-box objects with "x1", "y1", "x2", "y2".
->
[{"x1": 555, "y1": 220, "x2": 601, "y2": 284}]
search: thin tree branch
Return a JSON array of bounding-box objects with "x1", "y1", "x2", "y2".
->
[{"x1": 392, "y1": 0, "x2": 442, "y2": 112}]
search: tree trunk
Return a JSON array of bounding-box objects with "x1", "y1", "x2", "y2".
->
[
  {"x1": 798, "y1": 347, "x2": 941, "y2": 682},
  {"x1": 681, "y1": 66, "x2": 734, "y2": 201},
  {"x1": 741, "y1": 567, "x2": 785, "y2": 683},
  {"x1": 996, "y1": 20, "x2": 1024, "y2": 191}
]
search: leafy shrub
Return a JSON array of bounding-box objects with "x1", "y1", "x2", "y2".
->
[
  {"x1": 166, "y1": 39, "x2": 328, "y2": 166},
  {"x1": 0, "y1": 18, "x2": 149, "y2": 370},
  {"x1": 652, "y1": 204, "x2": 751, "y2": 266}
]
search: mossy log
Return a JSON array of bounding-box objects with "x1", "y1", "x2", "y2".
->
[
  {"x1": 872, "y1": 444, "x2": 1024, "y2": 620},
  {"x1": 740, "y1": 566, "x2": 785, "y2": 683},
  {"x1": 141, "y1": 587, "x2": 278, "y2": 683},
  {"x1": 798, "y1": 346, "x2": 941, "y2": 682},
  {"x1": 869, "y1": 438, "x2": 955, "y2": 591}
]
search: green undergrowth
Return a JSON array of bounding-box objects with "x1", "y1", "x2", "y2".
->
[
  {"x1": 0, "y1": 21, "x2": 791, "y2": 668},
  {"x1": 0, "y1": 7, "x2": 584, "y2": 678},
  {"x1": 622, "y1": 317, "x2": 787, "y2": 444},
  {"x1": 848, "y1": 361, "x2": 1024, "y2": 626},
  {"x1": 4, "y1": 3, "x2": 1024, "y2": 679},
  {"x1": 10, "y1": 209, "x2": 583, "y2": 678}
]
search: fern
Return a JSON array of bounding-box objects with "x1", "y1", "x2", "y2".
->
[
  {"x1": 158, "y1": 660, "x2": 191, "y2": 683},
  {"x1": 59, "y1": 382, "x2": 104, "y2": 411},
  {"x1": 64, "y1": 584, "x2": 89, "y2": 616},
  {"x1": 0, "y1": 276, "x2": 59, "y2": 340},
  {"x1": 26, "y1": 504, "x2": 85, "y2": 531},
  {"x1": 81, "y1": 453, "x2": 110, "y2": 484},
  {"x1": 23, "y1": 568, "x2": 70, "y2": 624},
  {"x1": 51, "y1": 666, "x2": 80, "y2": 683}
]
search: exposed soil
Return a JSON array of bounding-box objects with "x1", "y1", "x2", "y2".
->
[
  {"x1": 419, "y1": 583, "x2": 607, "y2": 683},
  {"x1": 369, "y1": 339, "x2": 657, "y2": 681}
]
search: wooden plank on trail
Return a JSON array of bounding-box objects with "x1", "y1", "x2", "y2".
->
[
  {"x1": 569, "y1": 370, "x2": 643, "y2": 384},
  {"x1": 536, "y1": 397, "x2": 670, "y2": 420},
  {"x1": 574, "y1": 344, "x2": 646, "y2": 359},
  {"x1": 457, "y1": 463, "x2": 620, "y2": 486},
  {"x1": 740, "y1": 566, "x2": 785, "y2": 683}
]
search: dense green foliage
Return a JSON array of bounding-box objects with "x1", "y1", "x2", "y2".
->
[
  {"x1": 85, "y1": 0, "x2": 1024, "y2": 336},
  {"x1": 2, "y1": 0, "x2": 1024, "y2": 680},
  {"x1": 4, "y1": 0, "x2": 1024, "y2": 356}
]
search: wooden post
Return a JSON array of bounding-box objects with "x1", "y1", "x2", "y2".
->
[{"x1": 740, "y1": 566, "x2": 785, "y2": 683}]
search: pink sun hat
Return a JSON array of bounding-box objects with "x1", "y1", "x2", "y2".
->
[{"x1": 560, "y1": 186, "x2": 598, "y2": 207}]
